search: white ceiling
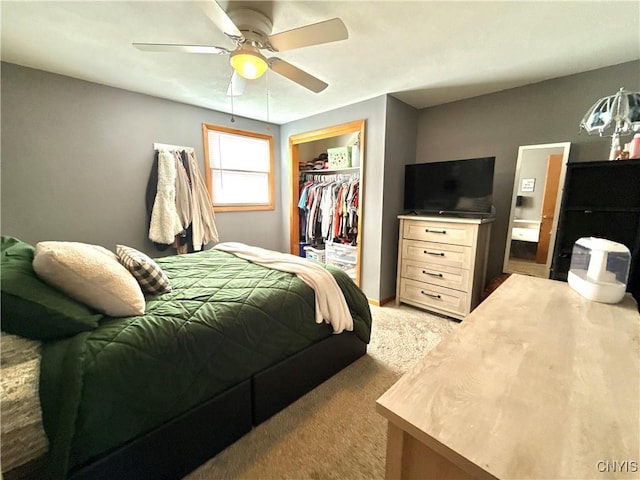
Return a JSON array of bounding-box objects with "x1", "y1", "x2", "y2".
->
[{"x1": 2, "y1": 1, "x2": 639, "y2": 125}]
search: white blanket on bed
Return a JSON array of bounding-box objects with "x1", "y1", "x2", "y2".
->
[{"x1": 213, "y1": 242, "x2": 353, "y2": 334}]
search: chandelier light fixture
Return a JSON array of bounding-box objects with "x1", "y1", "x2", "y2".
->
[
  {"x1": 579, "y1": 87, "x2": 640, "y2": 160},
  {"x1": 230, "y1": 45, "x2": 268, "y2": 80}
]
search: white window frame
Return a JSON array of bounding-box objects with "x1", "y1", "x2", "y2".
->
[{"x1": 202, "y1": 123, "x2": 274, "y2": 212}]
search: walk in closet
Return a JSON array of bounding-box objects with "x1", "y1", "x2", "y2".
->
[{"x1": 289, "y1": 120, "x2": 365, "y2": 286}]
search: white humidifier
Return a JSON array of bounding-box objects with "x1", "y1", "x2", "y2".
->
[{"x1": 567, "y1": 237, "x2": 630, "y2": 303}]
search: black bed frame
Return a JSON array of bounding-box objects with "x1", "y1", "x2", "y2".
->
[{"x1": 67, "y1": 332, "x2": 367, "y2": 480}]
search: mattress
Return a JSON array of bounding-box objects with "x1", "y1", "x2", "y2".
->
[{"x1": 0, "y1": 332, "x2": 48, "y2": 474}]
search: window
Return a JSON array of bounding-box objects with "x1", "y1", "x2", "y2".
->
[{"x1": 202, "y1": 123, "x2": 274, "y2": 211}]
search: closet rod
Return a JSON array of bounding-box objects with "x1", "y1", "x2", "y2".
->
[
  {"x1": 154, "y1": 142, "x2": 195, "y2": 153},
  {"x1": 301, "y1": 173, "x2": 359, "y2": 182}
]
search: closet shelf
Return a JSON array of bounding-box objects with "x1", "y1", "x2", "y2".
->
[{"x1": 300, "y1": 166, "x2": 360, "y2": 174}]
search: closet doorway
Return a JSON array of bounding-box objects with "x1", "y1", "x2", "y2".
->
[{"x1": 289, "y1": 120, "x2": 365, "y2": 286}]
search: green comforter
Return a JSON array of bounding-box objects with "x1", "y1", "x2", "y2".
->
[{"x1": 39, "y1": 248, "x2": 372, "y2": 479}]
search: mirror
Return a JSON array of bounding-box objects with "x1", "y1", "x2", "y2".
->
[{"x1": 503, "y1": 142, "x2": 571, "y2": 278}]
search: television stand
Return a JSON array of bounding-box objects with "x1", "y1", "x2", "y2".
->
[{"x1": 395, "y1": 214, "x2": 494, "y2": 320}]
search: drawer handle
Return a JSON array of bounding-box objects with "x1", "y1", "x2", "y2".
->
[
  {"x1": 423, "y1": 250, "x2": 445, "y2": 256},
  {"x1": 425, "y1": 228, "x2": 446, "y2": 234},
  {"x1": 422, "y1": 270, "x2": 443, "y2": 278},
  {"x1": 421, "y1": 291, "x2": 442, "y2": 299},
  {"x1": 584, "y1": 209, "x2": 593, "y2": 214}
]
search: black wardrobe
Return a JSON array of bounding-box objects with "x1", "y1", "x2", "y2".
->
[{"x1": 550, "y1": 160, "x2": 640, "y2": 306}]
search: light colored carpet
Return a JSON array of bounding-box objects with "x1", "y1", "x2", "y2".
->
[{"x1": 184, "y1": 303, "x2": 459, "y2": 480}]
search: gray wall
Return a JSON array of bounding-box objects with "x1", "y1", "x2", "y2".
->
[
  {"x1": 1, "y1": 62, "x2": 397, "y2": 302},
  {"x1": 381, "y1": 96, "x2": 418, "y2": 301},
  {"x1": 280, "y1": 96, "x2": 387, "y2": 300},
  {"x1": 1, "y1": 63, "x2": 283, "y2": 254},
  {"x1": 4, "y1": 60, "x2": 638, "y2": 301},
  {"x1": 415, "y1": 60, "x2": 640, "y2": 283}
]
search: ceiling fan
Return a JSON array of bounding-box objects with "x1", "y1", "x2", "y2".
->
[{"x1": 133, "y1": 0, "x2": 348, "y2": 96}]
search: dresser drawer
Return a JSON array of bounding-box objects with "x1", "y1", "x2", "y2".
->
[
  {"x1": 403, "y1": 220, "x2": 473, "y2": 246},
  {"x1": 402, "y1": 239, "x2": 471, "y2": 270},
  {"x1": 400, "y1": 260, "x2": 469, "y2": 292},
  {"x1": 399, "y1": 279, "x2": 467, "y2": 316}
]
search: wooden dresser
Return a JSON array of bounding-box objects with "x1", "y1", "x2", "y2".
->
[
  {"x1": 396, "y1": 215, "x2": 493, "y2": 320},
  {"x1": 378, "y1": 274, "x2": 640, "y2": 480}
]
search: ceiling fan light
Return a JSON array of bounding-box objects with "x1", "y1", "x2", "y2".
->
[{"x1": 230, "y1": 48, "x2": 268, "y2": 80}]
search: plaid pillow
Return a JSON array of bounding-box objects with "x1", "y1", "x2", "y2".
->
[{"x1": 116, "y1": 245, "x2": 172, "y2": 295}]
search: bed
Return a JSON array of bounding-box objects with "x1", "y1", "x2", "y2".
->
[{"x1": 0, "y1": 237, "x2": 372, "y2": 480}]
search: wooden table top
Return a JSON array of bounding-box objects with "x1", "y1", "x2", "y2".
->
[{"x1": 377, "y1": 274, "x2": 640, "y2": 479}]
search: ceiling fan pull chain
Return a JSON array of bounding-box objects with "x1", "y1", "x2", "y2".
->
[
  {"x1": 266, "y1": 71, "x2": 270, "y2": 126},
  {"x1": 230, "y1": 79, "x2": 236, "y2": 123}
]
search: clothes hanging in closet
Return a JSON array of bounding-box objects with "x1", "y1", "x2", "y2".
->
[{"x1": 298, "y1": 175, "x2": 359, "y2": 246}]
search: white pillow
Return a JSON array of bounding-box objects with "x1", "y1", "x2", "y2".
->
[{"x1": 33, "y1": 241, "x2": 145, "y2": 317}]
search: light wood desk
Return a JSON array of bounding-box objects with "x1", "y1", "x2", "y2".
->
[{"x1": 377, "y1": 274, "x2": 640, "y2": 479}]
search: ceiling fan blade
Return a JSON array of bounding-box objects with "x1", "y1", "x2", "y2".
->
[
  {"x1": 226, "y1": 71, "x2": 246, "y2": 96},
  {"x1": 267, "y1": 18, "x2": 348, "y2": 52},
  {"x1": 200, "y1": 0, "x2": 243, "y2": 41},
  {"x1": 268, "y1": 58, "x2": 328, "y2": 93},
  {"x1": 133, "y1": 43, "x2": 230, "y2": 55}
]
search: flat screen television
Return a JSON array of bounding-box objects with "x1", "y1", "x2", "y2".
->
[{"x1": 403, "y1": 157, "x2": 495, "y2": 217}]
